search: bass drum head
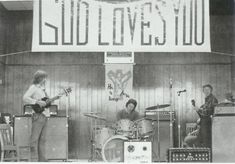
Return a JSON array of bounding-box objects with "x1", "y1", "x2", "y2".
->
[{"x1": 101, "y1": 135, "x2": 128, "y2": 162}]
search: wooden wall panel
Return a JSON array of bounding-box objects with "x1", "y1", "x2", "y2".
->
[
  {"x1": 0, "y1": 3, "x2": 7, "y2": 110},
  {"x1": 3, "y1": 62, "x2": 232, "y2": 157},
  {"x1": 133, "y1": 64, "x2": 232, "y2": 142},
  {"x1": 3, "y1": 64, "x2": 106, "y2": 158}
]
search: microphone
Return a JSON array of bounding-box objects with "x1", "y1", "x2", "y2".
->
[{"x1": 177, "y1": 89, "x2": 186, "y2": 96}]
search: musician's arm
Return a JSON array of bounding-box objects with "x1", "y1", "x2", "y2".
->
[
  {"x1": 23, "y1": 85, "x2": 46, "y2": 107},
  {"x1": 23, "y1": 85, "x2": 37, "y2": 104},
  {"x1": 192, "y1": 106, "x2": 203, "y2": 117},
  {"x1": 189, "y1": 129, "x2": 199, "y2": 136}
]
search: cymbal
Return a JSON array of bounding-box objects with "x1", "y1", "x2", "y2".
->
[
  {"x1": 145, "y1": 104, "x2": 170, "y2": 110},
  {"x1": 83, "y1": 113, "x2": 106, "y2": 121},
  {"x1": 134, "y1": 117, "x2": 153, "y2": 123},
  {"x1": 83, "y1": 112, "x2": 101, "y2": 114}
]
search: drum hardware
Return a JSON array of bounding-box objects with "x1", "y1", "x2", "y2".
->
[{"x1": 83, "y1": 113, "x2": 107, "y2": 161}]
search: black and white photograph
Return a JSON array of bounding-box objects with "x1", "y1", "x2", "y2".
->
[{"x1": 0, "y1": 0, "x2": 234, "y2": 162}]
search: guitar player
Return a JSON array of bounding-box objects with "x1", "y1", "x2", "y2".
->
[
  {"x1": 23, "y1": 70, "x2": 51, "y2": 162},
  {"x1": 192, "y1": 84, "x2": 218, "y2": 148}
]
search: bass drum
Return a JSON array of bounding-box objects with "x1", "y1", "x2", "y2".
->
[
  {"x1": 101, "y1": 135, "x2": 129, "y2": 162},
  {"x1": 95, "y1": 127, "x2": 115, "y2": 149}
]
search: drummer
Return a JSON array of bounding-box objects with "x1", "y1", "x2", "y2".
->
[{"x1": 116, "y1": 99, "x2": 140, "y2": 121}]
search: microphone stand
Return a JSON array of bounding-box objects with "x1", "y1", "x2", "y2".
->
[
  {"x1": 65, "y1": 93, "x2": 70, "y2": 161},
  {"x1": 177, "y1": 90, "x2": 186, "y2": 147},
  {"x1": 177, "y1": 92, "x2": 181, "y2": 147},
  {"x1": 169, "y1": 79, "x2": 174, "y2": 148}
]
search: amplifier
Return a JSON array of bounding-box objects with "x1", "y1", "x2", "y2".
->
[
  {"x1": 124, "y1": 142, "x2": 152, "y2": 163},
  {"x1": 145, "y1": 111, "x2": 175, "y2": 121},
  {"x1": 168, "y1": 148, "x2": 211, "y2": 162},
  {"x1": 14, "y1": 116, "x2": 68, "y2": 160},
  {"x1": 23, "y1": 105, "x2": 58, "y2": 116},
  {"x1": 214, "y1": 106, "x2": 235, "y2": 116}
]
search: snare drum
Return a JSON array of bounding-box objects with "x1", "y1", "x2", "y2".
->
[
  {"x1": 135, "y1": 118, "x2": 153, "y2": 137},
  {"x1": 115, "y1": 119, "x2": 134, "y2": 137},
  {"x1": 95, "y1": 127, "x2": 115, "y2": 149},
  {"x1": 101, "y1": 135, "x2": 128, "y2": 162}
]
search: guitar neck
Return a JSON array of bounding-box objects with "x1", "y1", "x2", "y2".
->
[{"x1": 46, "y1": 95, "x2": 60, "y2": 104}]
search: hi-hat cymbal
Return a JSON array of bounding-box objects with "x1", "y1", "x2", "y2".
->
[
  {"x1": 83, "y1": 113, "x2": 106, "y2": 121},
  {"x1": 145, "y1": 104, "x2": 170, "y2": 110}
]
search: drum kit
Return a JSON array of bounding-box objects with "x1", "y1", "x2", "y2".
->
[{"x1": 84, "y1": 104, "x2": 170, "y2": 162}]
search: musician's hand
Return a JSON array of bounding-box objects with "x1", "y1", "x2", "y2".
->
[
  {"x1": 58, "y1": 94, "x2": 63, "y2": 98},
  {"x1": 36, "y1": 100, "x2": 46, "y2": 107},
  {"x1": 192, "y1": 106, "x2": 200, "y2": 113}
]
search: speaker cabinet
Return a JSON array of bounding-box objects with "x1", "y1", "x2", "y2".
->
[
  {"x1": 14, "y1": 116, "x2": 32, "y2": 147},
  {"x1": 152, "y1": 120, "x2": 174, "y2": 162},
  {"x1": 44, "y1": 117, "x2": 68, "y2": 160},
  {"x1": 14, "y1": 116, "x2": 68, "y2": 160},
  {"x1": 212, "y1": 116, "x2": 235, "y2": 162}
]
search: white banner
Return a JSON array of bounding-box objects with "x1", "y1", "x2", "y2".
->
[
  {"x1": 105, "y1": 64, "x2": 133, "y2": 102},
  {"x1": 32, "y1": 0, "x2": 211, "y2": 52}
]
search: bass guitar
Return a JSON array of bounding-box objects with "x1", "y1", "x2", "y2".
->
[{"x1": 191, "y1": 99, "x2": 209, "y2": 117}]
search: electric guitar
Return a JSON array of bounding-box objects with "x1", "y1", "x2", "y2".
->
[
  {"x1": 31, "y1": 87, "x2": 72, "y2": 113},
  {"x1": 191, "y1": 99, "x2": 209, "y2": 117}
]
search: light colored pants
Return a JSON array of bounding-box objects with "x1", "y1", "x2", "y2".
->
[
  {"x1": 183, "y1": 134, "x2": 198, "y2": 147},
  {"x1": 30, "y1": 113, "x2": 47, "y2": 162}
]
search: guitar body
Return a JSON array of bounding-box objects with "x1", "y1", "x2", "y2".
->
[{"x1": 31, "y1": 97, "x2": 51, "y2": 113}]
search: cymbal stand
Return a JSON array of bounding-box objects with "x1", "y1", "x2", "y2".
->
[
  {"x1": 157, "y1": 110, "x2": 160, "y2": 162},
  {"x1": 148, "y1": 120, "x2": 159, "y2": 161},
  {"x1": 88, "y1": 116, "x2": 98, "y2": 161},
  {"x1": 65, "y1": 93, "x2": 71, "y2": 161}
]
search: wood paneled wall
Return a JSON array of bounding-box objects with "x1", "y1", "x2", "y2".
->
[
  {"x1": 3, "y1": 54, "x2": 232, "y2": 157},
  {"x1": 0, "y1": 4, "x2": 7, "y2": 110},
  {"x1": 0, "y1": 9, "x2": 233, "y2": 158}
]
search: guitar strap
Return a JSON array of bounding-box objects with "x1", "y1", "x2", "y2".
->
[{"x1": 42, "y1": 88, "x2": 49, "y2": 98}]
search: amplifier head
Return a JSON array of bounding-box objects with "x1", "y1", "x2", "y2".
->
[{"x1": 168, "y1": 148, "x2": 211, "y2": 162}]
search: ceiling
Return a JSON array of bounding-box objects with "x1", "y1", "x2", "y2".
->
[{"x1": 1, "y1": 0, "x2": 33, "y2": 10}]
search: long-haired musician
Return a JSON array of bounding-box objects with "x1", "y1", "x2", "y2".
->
[{"x1": 23, "y1": 70, "x2": 49, "y2": 162}]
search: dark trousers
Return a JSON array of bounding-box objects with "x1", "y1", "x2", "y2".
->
[
  {"x1": 199, "y1": 117, "x2": 212, "y2": 148},
  {"x1": 30, "y1": 113, "x2": 47, "y2": 162}
]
